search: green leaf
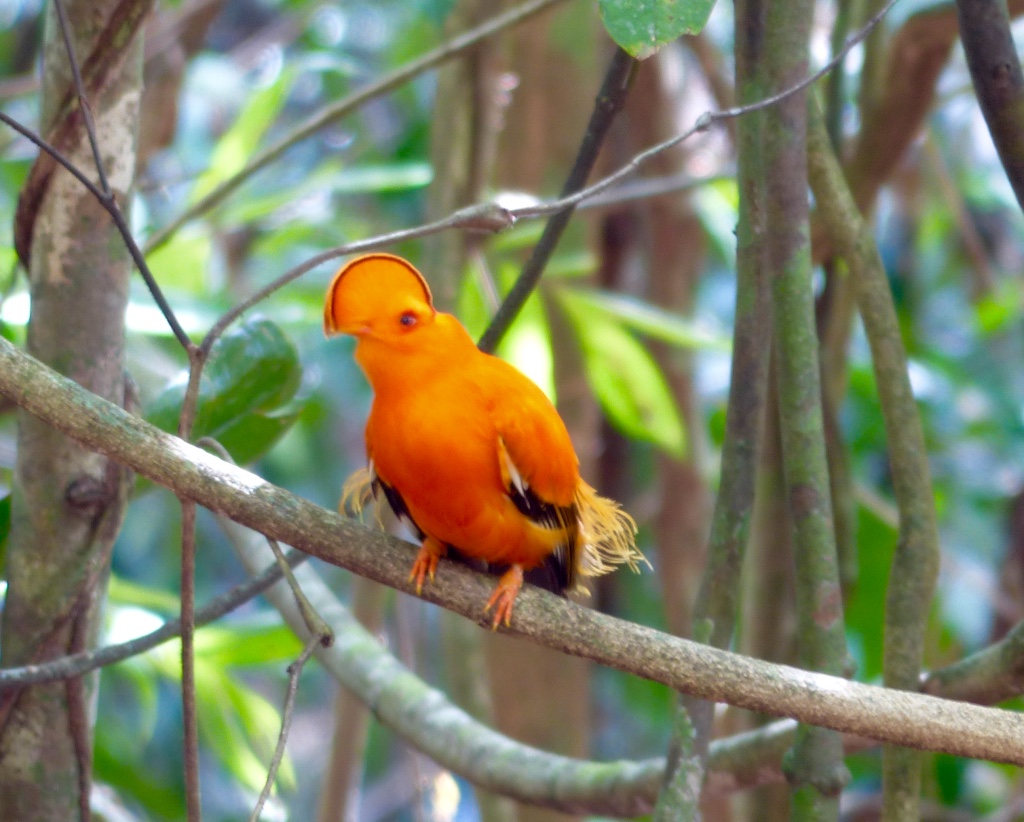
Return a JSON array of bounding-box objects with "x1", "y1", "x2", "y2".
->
[
  {"x1": 975, "y1": 280, "x2": 1022, "y2": 336},
  {"x1": 222, "y1": 673, "x2": 297, "y2": 790},
  {"x1": 146, "y1": 316, "x2": 304, "y2": 465},
  {"x1": 222, "y1": 161, "x2": 432, "y2": 226},
  {"x1": 194, "y1": 620, "x2": 303, "y2": 667},
  {"x1": 597, "y1": 0, "x2": 716, "y2": 59},
  {"x1": 191, "y1": 68, "x2": 295, "y2": 204},
  {"x1": 845, "y1": 490, "x2": 899, "y2": 681},
  {"x1": 194, "y1": 662, "x2": 286, "y2": 793},
  {"x1": 560, "y1": 286, "x2": 729, "y2": 350},
  {"x1": 144, "y1": 229, "x2": 213, "y2": 296},
  {"x1": 558, "y1": 289, "x2": 686, "y2": 456},
  {"x1": 108, "y1": 576, "x2": 180, "y2": 615}
]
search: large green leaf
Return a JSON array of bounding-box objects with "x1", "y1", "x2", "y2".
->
[
  {"x1": 144, "y1": 229, "x2": 213, "y2": 296},
  {"x1": 194, "y1": 620, "x2": 303, "y2": 667},
  {"x1": 597, "y1": 0, "x2": 717, "y2": 59},
  {"x1": 845, "y1": 490, "x2": 899, "y2": 681},
  {"x1": 146, "y1": 316, "x2": 304, "y2": 464},
  {"x1": 560, "y1": 286, "x2": 729, "y2": 350},
  {"x1": 222, "y1": 161, "x2": 432, "y2": 226},
  {"x1": 558, "y1": 289, "x2": 686, "y2": 456},
  {"x1": 194, "y1": 661, "x2": 294, "y2": 794}
]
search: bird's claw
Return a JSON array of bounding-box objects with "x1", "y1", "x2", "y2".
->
[
  {"x1": 408, "y1": 539, "x2": 445, "y2": 595},
  {"x1": 483, "y1": 566, "x2": 523, "y2": 630}
]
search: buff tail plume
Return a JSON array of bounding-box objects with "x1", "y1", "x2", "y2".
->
[
  {"x1": 574, "y1": 482, "x2": 648, "y2": 581},
  {"x1": 340, "y1": 466, "x2": 375, "y2": 517}
]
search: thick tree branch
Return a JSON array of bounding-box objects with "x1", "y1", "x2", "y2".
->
[
  {"x1": 922, "y1": 616, "x2": 1024, "y2": 704},
  {"x1": 0, "y1": 337, "x2": 1023, "y2": 770}
]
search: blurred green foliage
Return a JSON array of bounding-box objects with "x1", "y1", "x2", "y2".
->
[{"x1": 0, "y1": 0, "x2": 1021, "y2": 819}]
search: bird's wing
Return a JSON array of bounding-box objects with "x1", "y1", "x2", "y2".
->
[
  {"x1": 485, "y1": 359, "x2": 579, "y2": 504},
  {"x1": 487, "y1": 360, "x2": 582, "y2": 591}
]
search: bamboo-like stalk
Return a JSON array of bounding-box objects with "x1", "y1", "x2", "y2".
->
[
  {"x1": 658, "y1": 0, "x2": 772, "y2": 813},
  {"x1": 807, "y1": 94, "x2": 940, "y2": 822},
  {"x1": 763, "y1": 1, "x2": 850, "y2": 817}
]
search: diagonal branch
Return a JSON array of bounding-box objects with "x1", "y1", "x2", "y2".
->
[
  {"x1": 0, "y1": 553, "x2": 305, "y2": 689},
  {"x1": 0, "y1": 334, "x2": 1023, "y2": 769},
  {"x1": 477, "y1": 47, "x2": 636, "y2": 353}
]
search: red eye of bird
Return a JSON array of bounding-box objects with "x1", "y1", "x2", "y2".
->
[{"x1": 399, "y1": 312, "x2": 417, "y2": 327}]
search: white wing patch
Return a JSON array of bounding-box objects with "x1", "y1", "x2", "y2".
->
[{"x1": 499, "y1": 437, "x2": 529, "y2": 498}]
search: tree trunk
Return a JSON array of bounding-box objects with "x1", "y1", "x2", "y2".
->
[{"x1": 0, "y1": 1, "x2": 143, "y2": 818}]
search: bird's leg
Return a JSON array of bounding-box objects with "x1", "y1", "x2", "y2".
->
[
  {"x1": 484, "y1": 565, "x2": 524, "y2": 629},
  {"x1": 408, "y1": 536, "x2": 447, "y2": 594}
]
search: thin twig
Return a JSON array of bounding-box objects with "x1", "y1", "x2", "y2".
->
[
  {"x1": 248, "y1": 636, "x2": 320, "y2": 822},
  {"x1": 510, "y1": 0, "x2": 902, "y2": 225},
  {"x1": 197, "y1": 204, "x2": 513, "y2": 358},
  {"x1": 0, "y1": 553, "x2": 307, "y2": 689},
  {"x1": 53, "y1": 0, "x2": 111, "y2": 197},
  {"x1": 192, "y1": 0, "x2": 900, "y2": 352},
  {"x1": 477, "y1": 47, "x2": 637, "y2": 352},
  {"x1": 575, "y1": 170, "x2": 733, "y2": 210},
  {"x1": 180, "y1": 500, "x2": 202, "y2": 822}
]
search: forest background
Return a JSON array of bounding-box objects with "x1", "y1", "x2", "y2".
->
[{"x1": 1, "y1": 0, "x2": 1024, "y2": 821}]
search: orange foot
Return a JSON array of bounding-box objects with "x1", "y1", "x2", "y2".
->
[
  {"x1": 409, "y1": 537, "x2": 447, "y2": 594},
  {"x1": 484, "y1": 565, "x2": 524, "y2": 630}
]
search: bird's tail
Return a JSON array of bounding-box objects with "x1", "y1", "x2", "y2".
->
[
  {"x1": 340, "y1": 466, "x2": 375, "y2": 518},
  {"x1": 574, "y1": 482, "x2": 648, "y2": 580}
]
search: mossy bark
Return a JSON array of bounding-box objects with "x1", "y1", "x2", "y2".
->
[
  {"x1": 807, "y1": 94, "x2": 940, "y2": 822},
  {"x1": 0, "y1": 1, "x2": 142, "y2": 818},
  {"x1": 659, "y1": 0, "x2": 772, "y2": 814},
  {"x1": 761, "y1": 1, "x2": 850, "y2": 818}
]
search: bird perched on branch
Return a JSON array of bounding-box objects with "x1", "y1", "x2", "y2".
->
[{"x1": 324, "y1": 252, "x2": 645, "y2": 627}]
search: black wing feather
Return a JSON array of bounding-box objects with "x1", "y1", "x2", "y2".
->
[
  {"x1": 371, "y1": 473, "x2": 427, "y2": 542},
  {"x1": 506, "y1": 480, "x2": 577, "y2": 594}
]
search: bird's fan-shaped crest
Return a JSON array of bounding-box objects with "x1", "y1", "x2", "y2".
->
[{"x1": 324, "y1": 253, "x2": 434, "y2": 335}]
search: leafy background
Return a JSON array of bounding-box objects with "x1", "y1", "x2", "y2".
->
[{"x1": 1, "y1": 0, "x2": 1023, "y2": 819}]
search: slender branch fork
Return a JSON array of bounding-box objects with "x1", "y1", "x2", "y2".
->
[{"x1": 0, "y1": 0, "x2": 905, "y2": 815}]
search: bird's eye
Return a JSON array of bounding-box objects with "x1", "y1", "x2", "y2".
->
[{"x1": 399, "y1": 312, "x2": 417, "y2": 327}]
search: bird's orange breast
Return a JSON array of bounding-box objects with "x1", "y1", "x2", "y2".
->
[{"x1": 366, "y1": 369, "x2": 574, "y2": 569}]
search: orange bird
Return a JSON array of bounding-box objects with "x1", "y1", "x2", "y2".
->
[{"x1": 324, "y1": 253, "x2": 645, "y2": 627}]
